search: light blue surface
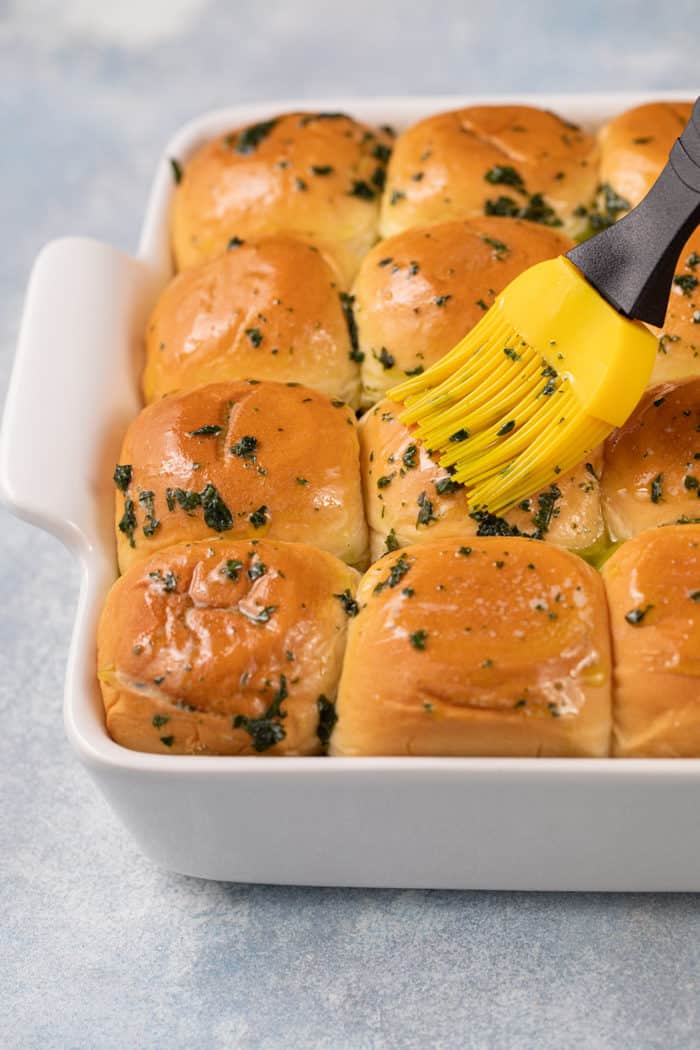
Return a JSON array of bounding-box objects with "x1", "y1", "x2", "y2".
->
[{"x1": 2, "y1": 2, "x2": 700, "y2": 1047}]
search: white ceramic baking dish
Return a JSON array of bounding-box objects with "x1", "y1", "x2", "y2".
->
[{"x1": 3, "y1": 91, "x2": 700, "y2": 890}]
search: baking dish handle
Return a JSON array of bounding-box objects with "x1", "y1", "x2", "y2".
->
[{"x1": 0, "y1": 237, "x2": 162, "y2": 556}]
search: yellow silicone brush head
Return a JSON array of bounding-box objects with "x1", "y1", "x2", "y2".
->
[{"x1": 389, "y1": 256, "x2": 657, "y2": 514}]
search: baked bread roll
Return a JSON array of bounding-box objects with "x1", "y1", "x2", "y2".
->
[
  {"x1": 597, "y1": 101, "x2": 699, "y2": 384},
  {"x1": 601, "y1": 525, "x2": 700, "y2": 757},
  {"x1": 353, "y1": 217, "x2": 572, "y2": 404},
  {"x1": 98, "y1": 538, "x2": 358, "y2": 755},
  {"x1": 143, "y1": 235, "x2": 361, "y2": 406},
  {"x1": 598, "y1": 100, "x2": 692, "y2": 210},
  {"x1": 360, "y1": 399, "x2": 605, "y2": 560},
  {"x1": 114, "y1": 379, "x2": 368, "y2": 573},
  {"x1": 331, "y1": 538, "x2": 612, "y2": 757},
  {"x1": 379, "y1": 105, "x2": 598, "y2": 240},
  {"x1": 601, "y1": 378, "x2": 700, "y2": 541},
  {"x1": 171, "y1": 112, "x2": 393, "y2": 283}
]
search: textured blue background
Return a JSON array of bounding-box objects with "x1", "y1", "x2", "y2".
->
[{"x1": 2, "y1": 2, "x2": 700, "y2": 1047}]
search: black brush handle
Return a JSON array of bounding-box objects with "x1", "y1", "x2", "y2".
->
[{"x1": 567, "y1": 97, "x2": 700, "y2": 327}]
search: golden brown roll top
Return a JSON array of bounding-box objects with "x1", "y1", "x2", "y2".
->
[
  {"x1": 98, "y1": 538, "x2": 359, "y2": 755},
  {"x1": 114, "y1": 380, "x2": 369, "y2": 573},
  {"x1": 379, "y1": 105, "x2": 598, "y2": 240},
  {"x1": 602, "y1": 525, "x2": 700, "y2": 756},
  {"x1": 360, "y1": 399, "x2": 605, "y2": 560},
  {"x1": 596, "y1": 101, "x2": 699, "y2": 384},
  {"x1": 598, "y1": 100, "x2": 692, "y2": 210},
  {"x1": 352, "y1": 216, "x2": 572, "y2": 405},
  {"x1": 601, "y1": 378, "x2": 700, "y2": 541},
  {"x1": 650, "y1": 232, "x2": 700, "y2": 384},
  {"x1": 171, "y1": 112, "x2": 393, "y2": 284},
  {"x1": 331, "y1": 538, "x2": 612, "y2": 757},
  {"x1": 143, "y1": 235, "x2": 361, "y2": 406}
]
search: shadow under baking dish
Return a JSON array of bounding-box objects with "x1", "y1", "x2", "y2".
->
[{"x1": 2, "y1": 92, "x2": 700, "y2": 891}]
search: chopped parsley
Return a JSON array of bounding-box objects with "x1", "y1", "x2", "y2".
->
[
  {"x1": 138, "y1": 490, "x2": 160, "y2": 538},
  {"x1": 239, "y1": 604, "x2": 277, "y2": 624},
  {"x1": 625, "y1": 605, "x2": 653, "y2": 625},
  {"x1": 316, "y1": 695, "x2": 337, "y2": 751},
  {"x1": 385, "y1": 528, "x2": 400, "y2": 552},
  {"x1": 233, "y1": 675, "x2": 288, "y2": 752},
  {"x1": 189, "y1": 424, "x2": 222, "y2": 437},
  {"x1": 200, "y1": 483, "x2": 233, "y2": 531},
  {"x1": 450, "y1": 428, "x2": 469, "y2": 442},
  {"x1": 484, "y1": 165, "x2": 526, "y2": 192},
  {"x1": 334, "y1": 589, "x2": 359, "y2": 617},
  {"x1": 170, "y1": 158, "x2": 183, "y2": 184},
  {"x1": 349, "y1": 179, "x2": 376, "y2": 200},
  {"x1": 531, "y1": 484, "x2": 562, "y2": 538},
  {"x1": 435, "y1": 476, "x2": 459, "y2": 495},
  {"x1": 227, "y1": 236, "x2": 245, "y2": 249},
  {"x1": 245, "y1": 327, "x2": 263, "y2": 347},
  {"x1": 148, "y1": 569, "x2": 177, "y2": 593},
  {"x1": 231, "y1": 435, "x2": 258, "y2": 458},
  {"x1": 374, "y1": 553, "x2": 411, "y2": 593},
  {"x1": 339, "y1": 291, "x2": 362, "y2": 362},
  {"x1": 482, "y1": 235, "x2": 510, "y2": 259},
  {"x1": 433, "y1": 295, "x2": 451, "y2": 307},
  {"x1": 231, "y1": 118, "x2": 278, "y2": 154},
  {"x1": 674, "y1": 274, "x2": 699, "y2": 296},
  {"x1": 247, "y1": 561, "x2": 267, "y2": 580},
  {"x1": 166, "y1": 487, "x2": 201, "y2": 513},
  {"x1": 416, "y1": 491, "x2": 437, "y2": 527},
  {"x1": 402, "y1": 444, "x2": 418, "y2": 469},
  {"x1": 311, "y1": 164, "x2": 334, "y2": 176},
  {"x1": 650, "y1": 473, "x2": 664, "y2": 504},
  {"x1": 222, "y1": 558, "x2": 244, "y2": 580},
  {"x1": 113, "y1": 464, "x2": 132, "y2": 492},
  {"x1": 152, "y1": 714, "x2": 170, "y2": 729},
  {"x1": 409, "y1": 629, "x2": 427, "y2": 650},
  {"x1": 248, "y1": 505, "x2": 268, "y2": 529},
  {"x1": 378, "y1": 347, "x2": 395, "y2": 370},
  {"x1": 497, "y1": 420, "x2": 516, "y2": 436},
  {"x1": 118, "y1": 497, "x2": 137, "y2": 548}
]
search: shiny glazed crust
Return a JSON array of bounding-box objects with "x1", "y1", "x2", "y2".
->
[
  {"x1": 98, "y1": 538, "x2": 359, "y2": 755},
  {"x1": 353, "y1": 216, "x2": 572, "y2": 405},
  {"x1": 143, "y1": 235, "x2": 361, "y2": 406},
  {"x1": 602, "y1": 525, "x2": 700, "y2": 756},
  {"x1": 331, "y1": 537, "x2": 612, "y2": 757},
  {"x1": 597, "y1": 101, "x2": 700, "y2": 384},
  {"x1": 601, "y1": 378, "x2": 700, "y2": 541},
  {"x1": 359, "y1": 399, "x2": 605, "y2": 560},
  {"x1": 115, "y1": 380, "x2": 369, "y2": 573},
  {"x1": 171, "y1": 112, "x2": 393, "y2": 284},
  {"x1": 379, "y1": 105, "x2": 598, "y2": 239}
]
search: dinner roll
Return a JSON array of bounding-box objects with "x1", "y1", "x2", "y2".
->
[
  {"x1": 114, "y1": 380, "x2": 368, "y2": 573},
  {"x1": 596, "y1": 101, "x2": 699, "y2": 383},
  {"x1": 353, "y1": 217, "x2": 572, "y2": 404},
  {"x1": 601, "y1": 378, "x2": 700, "y2": 541},
  {"x1": 598, "y1": 100, "x2": 692, "y2": 210},
  {"x1": 650, "y1": 231, "x2": 700, "y2": 384},
  {"x1": 331, "y1": 538, "x2": 612, "y2": 757},
  {"x1": 143, "y1": 235, "x2": 361, "y2": 406},
  {"x1": 602, "y1": 525, "x2": 700, "y2": 756},
  {"x1": 360, "y1": 399, "x2": 605, "y2": 560},
  {"x1": 379, "y1": 105, "x2": 598, "y2": 239},
  {"x1": 171, "y1": 112, "x2": 393, "y2": 283},
  {"x1": 98, "y1": 538, "x2": 358, "y2": 755}
]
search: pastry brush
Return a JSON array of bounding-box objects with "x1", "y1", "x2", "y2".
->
[{"x1": 389, "y1": 97, "x2": 700, "y2": 514}]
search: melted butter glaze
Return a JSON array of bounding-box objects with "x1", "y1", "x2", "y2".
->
[
  {"x1": 98, "y1": 538, "x2": 360, "y2": 755},
  {"x1": 116, "y1": 379, "x2": 368, "y2": 574}
]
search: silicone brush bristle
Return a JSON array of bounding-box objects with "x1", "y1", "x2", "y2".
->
[{"x1": 389, "y1": 257, "x2": 658, "y2": 515}]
